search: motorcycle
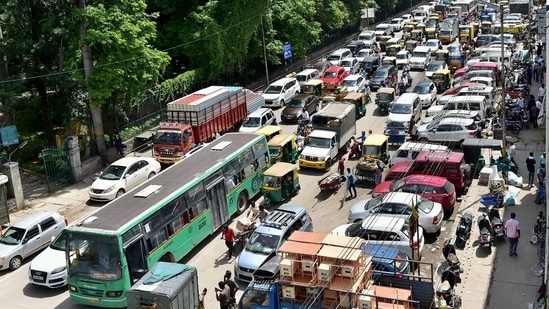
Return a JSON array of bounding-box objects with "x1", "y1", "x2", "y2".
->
[
  {"x1": 488, "y1": 205, "x2": 505, "y2": 240},
  {"x1": 434, "y1": 280, "x2": 462, "y2": 309},
  {"x1": 478, "y1": 213, "x2": 493, "y2": 252},
  {"x1": 455, "y1": 212, "x2": 473, "y2": 249},
  {"x1": 531, "y1": 211, "x2": 546, "y2": 245},
  {"x1": 442, "y1": 239, "x2": 463, "y2": 279},
  {"x1": 296, "y1": 119, "x2": 307, "y2": 137}
]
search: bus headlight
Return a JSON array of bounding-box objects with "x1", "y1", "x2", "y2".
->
[
  {"x1": 69, "y1": 285, "x2": 78, "y2": 292},
  {"x1": 106, "y1": 290, "x2": 123, "y2": 297}
]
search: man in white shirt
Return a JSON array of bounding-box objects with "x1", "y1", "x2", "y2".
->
[
  {"x1": 299, "y1": 108, "x2": 309, "y2": 122},
  {"x1": 538, "y1": 84, "x2": 546, "y2": 102},
  {"x1": 536, "y1": 99, "x2": 543, "y2": 110},
  {"x1": 516, "y1": 95, "x2": 525, "y2": 109}
]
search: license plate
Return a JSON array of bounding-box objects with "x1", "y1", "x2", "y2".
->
[
  {"x1": 87, "y1": 298, "x2": 100, "y2": 303},
  {"x1": 32, "y1": 275, "x2": 43, "y2": 281}
]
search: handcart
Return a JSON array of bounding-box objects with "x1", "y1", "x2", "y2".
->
[
  {"x1": 480, "y1": 194, "x2": 504, "y2": 209},
  {"x1": 355, "y1": 158, "x2": 384, "y2": 183},
  {"x1": 234, "y1": 218, "x2": 257, "y2": 252},
  {"x1": 384, "y1": 121, "x2": 406, "y2": 145},
  {"x1": 318, "y1": 172, "x2": 344, "y2": 191}
]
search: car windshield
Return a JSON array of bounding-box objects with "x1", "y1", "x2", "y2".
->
[
  {"x1": 99, "y1": 164, "x2": 126, "y2": 180},
  {"x1": 426, "y1": 42, "x2": 437, "y2": 48},
  {"x1": 288, "y1": 100, "x2": 305, "y2": 108},
  {"x1": 341, "y1": 60, "x2": 353, "y2": 67},
  {"x1": 262, "y1": 175, "x2": 280, "y2": 188},
  {"x1": 373, "y1": 70, "x2": 387, "y2": 78},
  {"x1": 343, "y1": 79, "x2": 357, "y2": 86},
  {"x1": 308, "y1": 137, "x2": 331, "y2": 148},
  {"x1": 323, "y1": 71, "x2": 337, "y2": 78},
  {"x1": 389, "y1": 178, "x2": 408, "y2": 190},
  {"x1": 360, "y1": 34, "x2": 373, "y2": 40},
  {"x1": 50, "y1": 230, "x2": 67, "y2": 251},
  {"x1": 67, "y1": 233, "x2": 122, "y2": 280},
  {"x1": 412, "y1": 51, "x2": 427, "y2": 58},
  {"x1": 241, "y1": 117, "x2": 261, "y2": 127},
  {"x1": 396, "y1": 53, "x2": 408, "y2": 59},
  {"x1": 296, "y1": 75, "x2": 307, "y2": 82},
  {"x1": 327, "y1": 55, "x2": 341, "y2": 61},
  {"x1": 245, "y1": 232, "x2": 279, "y2": 254},
  {"x1": 391, "y1": 104, "x2": 412, "y2": 114},
  {"x1": 357, "y1": 51, "x2": 370, "y2": 57},
  {"x1": 313, "y1": 64, "x2": 326, "y2": 72},
  {"x1": 345, "y1": 222, "x2": 367, "y2": 237},
  {"x1": 153, "y1": 130, "x2": 181, "y2": 145},
  {"x1": 265, "y1": 86, "x2": 282, "y2": 94},
  {"x1": 440, "y1": 29, "x2": 451, "y2": 35},
  {"x1": 447, "y1": 45, "x2": 459, "y2": 53},
  {"x1": 0, "y1": 226, "x2": 25, "y2": 245},
  {"x1": 414, "y1": 84, "x2": 430, "y2": 94},
  {"x1": 428, "y1": 63, "x2": 441, "y2": 71}
]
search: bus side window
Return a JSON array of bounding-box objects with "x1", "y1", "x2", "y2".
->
[{"x1": 182, "y1": 211, "x2": 190, "y2": 225}]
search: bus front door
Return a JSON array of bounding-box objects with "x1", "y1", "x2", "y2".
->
[{"x1": 206, "y1": 178, "x2": 229, "y2": 230}]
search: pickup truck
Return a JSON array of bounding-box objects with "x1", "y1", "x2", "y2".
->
[{"x1": 299, "y1": 102, "x2": 356, "y2": 171}]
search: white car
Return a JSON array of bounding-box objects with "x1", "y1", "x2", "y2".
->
[
  {"x1": 341, "y1": 75, "x2": 367, "y2": 93},
  {"x1": 410, "y1": 46, "x2": 432, "y2": 70},
  {"x1": 375, "y1": 23, "x2": 393, "y2": 36},
  {"x1": 28, "y1": 230, "x2": 68, "y2": 288},
  {"x1": 422, "y1": 110, "x2": 482, "y2": 125},
  {"x1": 425, "y1": 60, "x2": 448, "y2": 79},
  {"x1": 346, "y1": 192, "x2": 444, "y2": 234},
  {"x1": 358, "y1": 31, "x2": 376, "y2": 48},
  {"x1": 340, "y1": 57, "x2": 360, "y2": 74},
  {"x1": 417, "y1": 117, "x2": 478, "y2": 145},
  {"x1": 332, "y1": 214, "x2": 425, "y2": 259},
  {"x1": 425, "y1": 39, "x2": 442, "y2": 55},
  {"x1": 395, "y1": 50, "x2": 411, "y2": 69},
  {"x1": 356, "y1": 48, "x2": 376, "y2": 63},
  {"x1": 412, "y1": 80, "x2": 437, "y2": 108},
  {"x1": 390, "y1": 18, "x2": 404, "y2": 32},
  {"x1": 89, "y1": 157, "x2": 162, "y2": 201}
]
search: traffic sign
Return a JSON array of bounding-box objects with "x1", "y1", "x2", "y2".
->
[
  {"x1": 283, "y1": 43, "x2": 292, "y2": 60},
  {"x1": 0, "y1": 125, "x2": 19, "y2": 146}
]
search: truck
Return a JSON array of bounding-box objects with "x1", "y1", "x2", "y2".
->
[
  {"x1": 509, "y1": 0, "x2": 529, "y2": 15},
  {"x1": 126, "y1": 262, "x2": 202, "y2": 309},
  {"x1": 238, "y1": 231, "x2": 435, "y2": 309},
  {"x1": 153, "y1": 86, "x2": 255, "y2": 164},
  {"x1": 298, "y1": 102, "x2": 356, "y2": 171}
]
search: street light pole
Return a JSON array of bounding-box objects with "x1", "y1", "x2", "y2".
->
[
  {"x1": 261, "y1": 15, "x2": 270, "y2": 86},
  {"x1": 500, "y1": 4, "x2": 507, "y2": 155}
]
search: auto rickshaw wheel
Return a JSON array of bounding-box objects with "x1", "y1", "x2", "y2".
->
[{"x1": 236, "y1": 192, "x2": 249, "y2": 214}]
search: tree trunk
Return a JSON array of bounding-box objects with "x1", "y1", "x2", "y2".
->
[{"x1": 78, "y1": 0, "x2": 107, "y2": 164}]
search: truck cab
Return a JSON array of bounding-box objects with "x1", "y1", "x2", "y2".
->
[
  {"x1": 298, "y1": 130, "x2": 338, "y2": 171},
  {"x1": 153, "y1": 122, "x2": 196, "y2": 164}
]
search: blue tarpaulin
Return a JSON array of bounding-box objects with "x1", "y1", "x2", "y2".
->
[{"x1": 143, "y1": 262, "x2": 191, "y2": 285}]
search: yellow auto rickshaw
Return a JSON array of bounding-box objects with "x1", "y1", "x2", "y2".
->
[
  {"x1": 435, "y1": 50, "x2": 449, "y2": 65},
  {"x1": 432, "y1": 69, "x2": 452, "y2": 93},
  {"x1": 386, "y1": 44, "x2": 401, "y2": 56},
  {"x1": 426, "y1": 28, "x2": 437, "y2": 40},
  {"x1": 378, "y1": 35, "x2": 392, "y2": 52},
  {"x1": 255, "y1": 125, "x2": 282, "y2": 141},
  {"x1": 513, "y1": 24, "x2": 529, "y2": 39},
  {"x1": 403, "y1": 24, "x2": 415, "y2": 34},
  {"x1": 415, "y1": 24, "x2": 426, "y2": 35},
  {"x1": 449, "y1": 53, "x2": 463, "y2": 72},
  {"x1": 268, "y1": 134, "x2": 299, "y2": 164},
  {"x1": 261, "y1": 162, "x2": 300, "y2": 207},
  {"x1": 343, "y1": 93, "x2": 367, "y2": 118},
  {"x1": 322, "y1": 85, "x2": 348, "y2": 101},
  {"x1": 459, "y1": 32, "x2": 471, "y2": 48},
  {"x1": 375, "y1": 88, "x2": 395, "y2": 115},
  {"x1": 480, "y1": 21, "x2": 492, "y2": 34},
  {"x1": 470, "y1": 22, "x2": 479, "y2": 36},
  {"x1": 430, "y1": 14, "x2": 440, "y2": 22},
  {"x1": 405, "y1": 40, "x2": 418, "y2": 53},
  {"x1": 302, "y1": 79, "x2": 324, "y2": 97},
  {"x1": 382, "y1": 56, "x2": 397, "y2": 67},
  {"x1": 411, "y1": 29, "x2": 424, "y2": 42},
  {"x1": 362, "y1": 134, "x2": 390, "y2": 164}
]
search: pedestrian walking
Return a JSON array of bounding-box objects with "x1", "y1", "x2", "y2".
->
[
  {"x1": 537, "y1": 165, "x2": 546, "y2": 187},
  {"x1": 540, "y1": 152, "x2": 546, "y2": 168},
  {"x1": 113, "y1": 133, "x2": 126, "y2": 157},
  {"x1": 530, "y1": 104, "x2": 540, "y2": 128},
  {"x1": 538, "y1": 84, "x2": 546, "y2": 102},
  {"x1": 221, "y1": 224, "x2": 235, "y2": 260},
  {"x1": 527, "y1": 64, "x2": 533, "y2": 85},
  {"x1": 338, "y1": 155, "x2": 346, "y2": 175},
  {"x1": 526, "y1": 152, "x2": 537, "y2": 187},
  {"x1": 504, "y1": 212, "x2": 520, "y2": 256},
  {"x1": 215, "y1": 281, "x2": 231, "y2": 309},
  {"x1": 507, "y1": 141, "x2": 518, "y2": 168},
  {"x1": 374, "y1": 161, "x2": 383, "y2": 186},
  {"x1": 346, "y1": 168, "x2": 357, "y2": 199},
  {"x1": 223, "y1": 270, "x2": 238, "y2": 299},
  {"x1": 534, "y1": 61, "x2": 539, "y2": 82}
]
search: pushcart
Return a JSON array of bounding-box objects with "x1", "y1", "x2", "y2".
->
[
  {"x1": 480, "y1": 194, "x2": 504, "y2": 209},
  {"x1": 234, "y1": 218, "x2": 257, "y2": 252},
  {"x1": 385, "y1": 122, "x2": 406, "y2": 145},
  {"x1": 355, "y1": 158, "x2": 384, "y2": 183},
  {"x1": 318, "y1": 172, "x2": 344, "y2": 191}
]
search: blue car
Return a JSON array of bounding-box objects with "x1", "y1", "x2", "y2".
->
[{"x1": 363, "y1": 244, "x2": 411, "y2": 279}]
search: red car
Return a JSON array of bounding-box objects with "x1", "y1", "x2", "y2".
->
[
  {"x1": 320, "y1": 66, "x2": 348, "y2": 87},
  {"x1": 372, "y1": 174, "x2": 457, "y2": 214}
]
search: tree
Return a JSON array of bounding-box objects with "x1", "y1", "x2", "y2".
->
[{"x1": 70, "y1": 0, "x2": 170, "y2": 163}]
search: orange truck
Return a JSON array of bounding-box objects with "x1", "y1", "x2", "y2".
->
[{"x1": 153, "y1": 86, "x2": 255, "y2": 164}]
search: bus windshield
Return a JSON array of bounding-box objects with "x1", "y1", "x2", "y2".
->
[{"x1": 67, "y1": 233, "x2": 122, "y2": 281}]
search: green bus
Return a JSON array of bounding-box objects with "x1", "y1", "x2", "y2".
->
[{"x1": 66, "y1": 133, "x2": 270, "y2": 308}]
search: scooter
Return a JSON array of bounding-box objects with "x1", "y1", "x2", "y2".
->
[
  {"x1": 488, "y1": 205, "x2": 505, "y2": 240},
  {"x1": 531, "y1": 211, "x2": 546, "y2": 245},
  {"x1": 455, "y1": 212, "x2": 473, "y2": 249},
  {"x1": 478, "y1": 213, "x2": 493, "y2": 252},
  {"x1": 296, "y1": 119, "x2": 307, "y2": 137},
  {"x1": 442, "y1": 239, "x2": 463, "y2": 279},
  {"x1": 434, "y1": 280, "x2": 462, "y2": 309}
]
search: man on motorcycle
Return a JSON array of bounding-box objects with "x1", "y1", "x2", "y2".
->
[
  {"x1": 403, "y1": 64, "x2": 410, "y2": 73},
  {"x1": 400, "y1": 74, "x2": 408, "y2": 90}
]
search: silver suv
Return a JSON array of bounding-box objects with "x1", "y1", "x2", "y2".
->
[
  {"x1": 262, "y1": 78, "x2": 301, "y2": 108},
  {"x1": 235, "y1": 205, "x2": 313, "y2": 282},
  {"x1": 0, "y1": 210, "x2": 66, "y2": 270}
]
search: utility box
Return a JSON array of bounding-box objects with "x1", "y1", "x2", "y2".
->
[{"x1": 126, "y1": 262, "x2": 200, "y2": 309}]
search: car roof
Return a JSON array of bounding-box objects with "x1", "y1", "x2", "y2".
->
[
  {"x1": 377, "y1": 65, "x2": 393, "y2": 71},
  {"x1": 415, "y1": 150, "x2": 464, "y2": 162},
  {"x1": 12, "y1": 210, "x2": 62, "y2": 228},
  {"x1": 381, "y1": 192, "x2": 422, "y2": 204},
  {"x1": 437, "y1": 117, "x2": 475, "y2": 125},
  {"x1": 297, "y1": 69, "x2": 319, "y2": 75},
  {"x1": 396, "y1": 50, "x2": 409, "y2": 54},
  {"x1": 402, "y1": 174, "x2": 448, "y2": 187},
  {"x1": 360, "y1": 215, "x2": 407, "y2": 231},
  {"x1": 292, "y1": 93, "x2": 314, "y2": 100},
  {"x1": 255, "y1": 205, "x2": 307, "y2": 234},
  {"x1": 413, "y1": 46, "x2": 431, "y2": 51},
  {"x1": 429, "y1": 60, "x2": 445, "y2": 65},
  {"x1": 344, "y1": 75, "x2": 362, "y2": 81},
  {"x1": 111, "y1": 157, "x2": 154, "y2": 166},
  {"x1": 325, "y1": 66, "x2": 344, "y2": 72},
  {"x1": 363, "y1": 244, "x2": 401, "y2": 261},
  {"x1": 271, "y1": 77, "x2": 295, "y2": 85}
]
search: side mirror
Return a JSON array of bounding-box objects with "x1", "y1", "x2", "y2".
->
[{"x1": 22, "y1": 238, "x2": 28, "y2": 244}]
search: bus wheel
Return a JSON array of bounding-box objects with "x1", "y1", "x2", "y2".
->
[{"x1": 236, "y1": 192, "x2": 248, "y2": 214}]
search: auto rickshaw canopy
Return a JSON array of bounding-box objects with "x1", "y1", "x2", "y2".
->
[
  {"x1": 267, "y1": 134, "x2": 298, "y2": 164},
  {"x1": 403, "y1": 24, "x2": 415, "y2": 33},
  {"x1": 480, "y1": 21, "x2": 492, "y2": 33},
  {"x1": 513, "y1": 24, "x2": 528, "y2": 34},
  {"x1": 382, "y1": 56, "x2": 397, "y2": 67},
  {"x1": 432, "y1": 69, "x2": 451, "y2": 91},
  {"x1": 343, "y1": 92, "x2": 366, "y2": 104},
  {"x1": 376, "y1": 88, "x2": 395, "y2": 102},
  {"x1": 411, "y1": 29, "x2": 424, "y2": 42},
  {"x1": 362, "y1": 134, "x2": 390, "y2": 159},
  {"x1": 426, "y1": 28, "x2": 437, "y2": 39},
  {"x1": 415, "y1": 24, "x2": 426, "y2": 33},
  {"x1": 405, "y1": 40, "x2": 418, "y2": 52},
  {"x1": 386, "y1": 45, "x2": 401, "y2": 56},
  {"x1": 303, "y1": 79, "x2": 324, "y2": 96},
  {"x1": 435, "y1": 50, "x2": 449, "y2": 63},
  {"x1": 256, "y1": 125, "x2": 283, "y2": 141},
  {"x1": 262, "y1": 162, "x2": 298, "y2": 185}
]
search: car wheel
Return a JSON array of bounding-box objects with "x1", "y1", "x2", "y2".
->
[
  {"x1": 279, "y1": 100, "x2": 285, "y2": 108},
  {"x1": 116, "y1": 189, "x2": 125, "y2": 199},
  {"x1": 148, "y1": 172, "x2": 156, "y2": 179},
  {"x1": 9, "y1": 256, "x2": 22, "y2": 270}
]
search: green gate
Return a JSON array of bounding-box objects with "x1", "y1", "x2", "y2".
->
[{"x1": 42, "y1": 145, "x2": 74, "y2": 193}]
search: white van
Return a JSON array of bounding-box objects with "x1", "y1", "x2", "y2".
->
[
  {"x1": 295, "y1": 69, "x2": 320, "y2": 87},
  {"x1": 239, "y1": 108, "x2": 277, "y2": 133},
  {"x1": 389, "y1": 142, "x2": 449, "y2": 167},
  {"x1": 327, "y1": 48, "x2": 353, "y2": 66},
  {"x1": 427, "y1": 95, "x2": 487, "y2": 118},
  {"x1": 387, "y1": 93, "x2": 422, "y2": 129}
]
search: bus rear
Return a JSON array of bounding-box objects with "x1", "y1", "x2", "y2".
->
[{"x1": 66, "y1": 231, "x2": 129, "y2": 308}]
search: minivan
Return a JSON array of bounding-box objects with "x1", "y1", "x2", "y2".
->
[
  {"x1": 262, "y1": 77, "x2": 301, "y2": 108},
  {"x1": 387, "y1": 93, "x2": 422, "y2": 128},
  {"x1": 327, "y1": 48, "x2": 353, "y2": 66},
  {"x1": 295, "y1": 69, "x2": 320, "y2": 87},
  {"x1": 389, "y1": 142, "x2": 449, "y2": 167},
  {"x1": 235, "y1": 205, "x2": 313, "y2": 282},
  {"x1": 239, "y1": 108, "x2": 277, "y2": 133},
  {"x1": 0, "y1": 210, "x2": 67, "y2": 271}
]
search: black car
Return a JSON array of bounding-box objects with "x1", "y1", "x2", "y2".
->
[
  {"x1": 361, "y1": 55, "x2": 381, "y2": 77},
  {"x1": 346, "y1": 40, "x2": 367, "y2": 56},
  {"x1": 369, "y1": 65, "x2": 398, "y2": 90}
]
